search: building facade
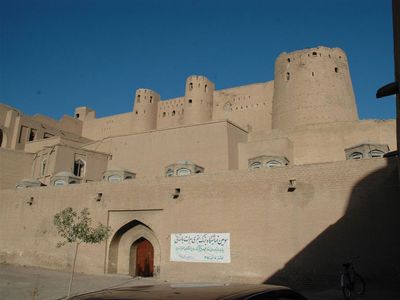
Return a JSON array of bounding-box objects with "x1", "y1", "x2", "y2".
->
[{"x1": 0, "y1": 46, "x2": 399, "y2": 286}]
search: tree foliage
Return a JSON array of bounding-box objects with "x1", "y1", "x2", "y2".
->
[{"x1": 53, "y1": 207, "x2": 111, "y2": 247}]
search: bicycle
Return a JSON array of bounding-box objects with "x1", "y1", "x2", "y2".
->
[{"x1": 340, "y1": 257, "x2": 366, "y2": 299}]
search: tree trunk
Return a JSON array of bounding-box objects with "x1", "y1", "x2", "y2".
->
[{"x1": 67, "y1": 242, "x2": 79, "y2": 298}]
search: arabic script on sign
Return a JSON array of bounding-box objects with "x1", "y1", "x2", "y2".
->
[{"x1": 170, "y1": 233, "x2": 231, "y2": 263}]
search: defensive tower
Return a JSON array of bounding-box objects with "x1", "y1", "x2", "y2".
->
[
  {"x1": 272, "y1": 46, "x2": 358, "y2": 131},
  {"x1": 132, "y1": 88, "x2": 160, "y2": 132},
  {"x1": 182, "y1": 75, "x2": 215, "y2": 125}
]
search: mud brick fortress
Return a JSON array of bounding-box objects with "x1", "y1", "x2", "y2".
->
[{"x1": 0, "y1": 46, "x2": 399, "y2": 286}]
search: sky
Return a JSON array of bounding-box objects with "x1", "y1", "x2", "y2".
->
[{"x1": 0, "y1": 0, "x2": 396, "y2": 120}]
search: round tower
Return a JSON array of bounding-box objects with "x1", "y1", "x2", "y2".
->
[
  {"x1": 272, "y1": 46, "x2": 358, "y2": 131},
  {"x1": 182, "y1": 75, "x2": 215, "y2": 125},
  {"x1": 132, "y1": 88, "x2": 160, "y2": 132}
]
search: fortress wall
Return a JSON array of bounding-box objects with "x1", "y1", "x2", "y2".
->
[
  {"x1": 0, "y1": 158, "x2": 397, "y2": 284},
  {"x1": 0, "y1": 148, "x2": 34, "y2": 190},
  {"x1": 244, "y1": 120, "x2": 396, "y2": 166},
  {"x1": 213, "y1": 81, "x2": 274, "y2": 132},
  {"x1": 238, "y1": 137, "x2": 293, "y2": 170},
  {"x1": 156, "y1": 97, "x2": 185, "y2": 129},
  {"x1": 82, "y1": 121, "x2": 239, "y2": 178},
  {"x1": 81, "y1": 112, "x2": 133, "y2": 140},
  {"x1": 286, "y1": 120, "x2": 396, "y2": 165}
]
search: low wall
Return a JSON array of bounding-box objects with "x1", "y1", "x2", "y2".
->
[{"x1": 0, "y1": 158, "x2": 398, "y2": 286}]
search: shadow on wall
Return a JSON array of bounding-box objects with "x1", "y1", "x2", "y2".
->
[{"x1": 265, "y1": 158, "x2": 400, "y2": 290}]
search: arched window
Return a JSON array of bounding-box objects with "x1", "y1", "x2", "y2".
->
[
  {"x1": 137, "y1": 95, "x2": 141, "y2": 103},
  {"x1": 176, "y1": 168, "x2": 191, "y2": 176},
  {"x1": 150, "y1": 96, "x2": 153, "y2": 103},
  {"x1": 369, "y1": 149, "x2": 384, "y2": 158},
  {"x1": 349, "y1": 152, "x2": 363, "y2": 160},
  {"x1": 162, "y1": 112, "x2": 166, "y2": 117},
  {"x1": 41, "y1": 159, "x2": 47, "y2": 176},
  {"x1": 266, "y1": 160, "x2": 282, "y2": 168},
  {"x1": 286, "y1": 72, "x2": 290, "y2": 80},
  {"x1": 335, "y1": 67, "x2": 339, "y2": 73},
  {"x1": 312, "y1": 51, "x2": 317, "y2": 56},
  {"x1": 73, "y1": 159, "x2": 85, "y2": 177},
  {"x1": 205, "y1": 84, "x2": 208, "y2": 93},
  {"x1": 172, "y1": 110, "x2": 176, "y2": 116},
  {"x1": 189, "y1": 82, "x2": 193, "y2": 90},
  {"x1": 188, "y1": 99, "x2": 192, "y2": 104},
  {"x1": 250, "y1": 161, "x2": 262, "y2": 170}
]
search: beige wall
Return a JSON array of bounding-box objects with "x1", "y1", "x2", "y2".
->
[
  {"x1": 245, "y1": 119, "x2": 396, "y2": 167},
  {"x1": 156, "y1": 97, "x2": 185, "y2": 130},
  {"x1": 213, "y1": 81, "x2": 274, "y2": 132},
  {"x1": 0, "y1": 148, "x2": 34, "y2": 189},
  {"x1": 0, "y1": 158, "x2": 398, "y2": 285},
  {"x1": 83, "y1": 121, "x2": 244, "y2": 178},
  {"x1": 81, "y1": 112, "x2": 133, "y2": 140}
]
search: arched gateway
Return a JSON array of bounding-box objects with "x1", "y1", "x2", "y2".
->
[{"x1": 107, "y1": 220, "x2": 160, "y2": 277}]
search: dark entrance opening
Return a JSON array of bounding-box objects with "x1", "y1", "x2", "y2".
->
[{"x1": 132, "y1": 238, "x2": 154, "y2": 277}]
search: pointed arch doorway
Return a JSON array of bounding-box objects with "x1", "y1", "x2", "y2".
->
[
  {"x1": 108, "y1": 220, "x2": 160, "y2": 277},
  {"x1": 130, "y1": 237, "x2": 154, "y2": 277}
]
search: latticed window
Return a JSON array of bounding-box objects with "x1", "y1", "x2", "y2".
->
[
  {"x1": 250, "y1": 161, "x2": 262, "y2": 170},
  {"x1": 166, "y1": 168, "x2": 174, "y2": 177},
  {"x1": 266, "y1": 160, "x2": 282, "y2": 168},
  {"x1": 176, "y1": 168, "x2": 191, "y2": 176},
  {"x1": 369, "y1": 150, "x2": 384, "y2": 158},
  {"x1": 349, "y1": 152, "x2": 363, "y2": 160}
]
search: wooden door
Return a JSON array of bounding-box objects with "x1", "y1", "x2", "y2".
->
[{"x1": 135, "y1": 238, "x2": 154, "y2": 277}]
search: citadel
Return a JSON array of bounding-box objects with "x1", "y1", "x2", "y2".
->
[{"x1": 0, "y1": 46, "x2": 399, "y2": 286}]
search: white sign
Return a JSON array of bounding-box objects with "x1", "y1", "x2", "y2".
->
[{"x1": 170, "y1": 233, "x2": 231, "y2": 263}]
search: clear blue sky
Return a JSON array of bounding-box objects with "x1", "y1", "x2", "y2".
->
[{"x1": 0, "y1": 0, "x2": 396, "y2": 120}]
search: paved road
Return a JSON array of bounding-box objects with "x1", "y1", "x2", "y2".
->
[
  {"x1": 0, "y1": 264, "x2": 159, "y2": 300},
  {"x1": 1, "y1": 264, "x2": 399, "y2": 299}
]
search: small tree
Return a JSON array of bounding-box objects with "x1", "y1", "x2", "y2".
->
[{"x1": 54, "y1": 207, "x2": 111, "y2": 298}]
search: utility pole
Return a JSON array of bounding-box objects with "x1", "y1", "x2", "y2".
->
[{"x1": 376, "y1": 0, "x2": 400, "y2": 181}]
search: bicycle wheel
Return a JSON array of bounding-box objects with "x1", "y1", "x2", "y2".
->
[
  {"x1": 341, "y1": 273, "x2": 352, "y2": 299},
  {"x1": 353, "y1": 272, "x2": 366, "y2": 295}
]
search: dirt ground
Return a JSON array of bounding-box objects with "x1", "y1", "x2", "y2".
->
[{"x1": 0, "y1": 264, "x2": 399, "y2": 300}]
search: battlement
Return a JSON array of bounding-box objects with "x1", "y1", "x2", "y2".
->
[
  {"x1": 67, "y1": 46, "x2": 358, "y2": 139},
  {"x1": 277, "y1": 46, "x2": 347, "y2": 63}
]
